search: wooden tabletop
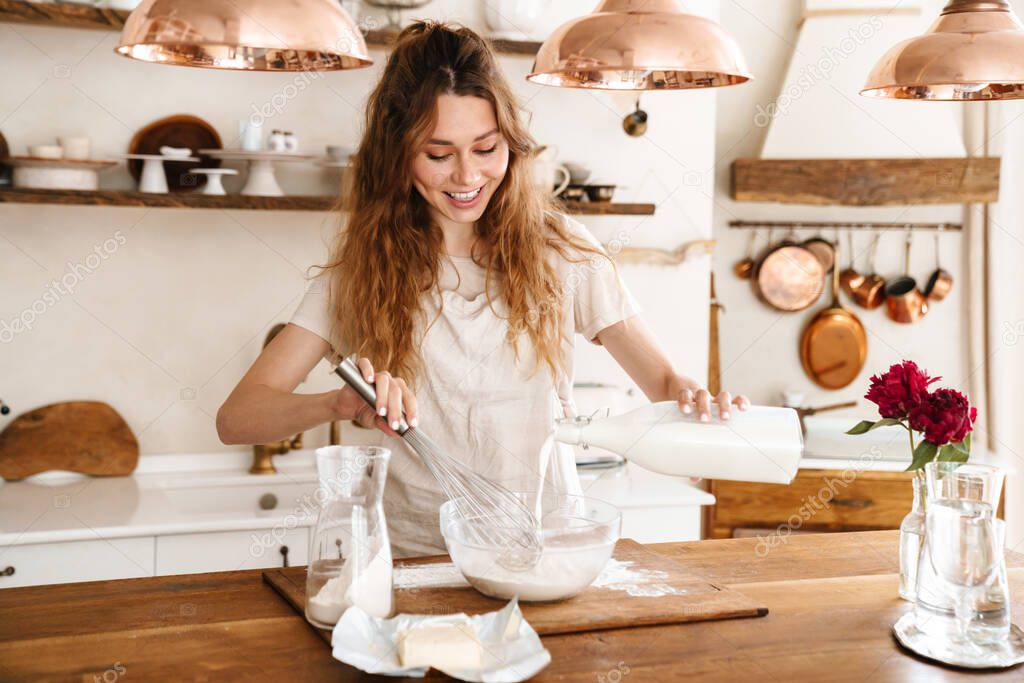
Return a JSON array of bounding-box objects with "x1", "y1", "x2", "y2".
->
[{"x1": 2, "y1": 531, "x2": 1022, "y2": 682}]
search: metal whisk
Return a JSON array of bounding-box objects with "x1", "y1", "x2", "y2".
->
[{"x1": 334, "y1": 357, "x2": 542, "y2": 569}]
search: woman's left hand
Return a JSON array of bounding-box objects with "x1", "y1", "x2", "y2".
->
[{"x1": 672, "y1": 379, "x2": 750, "y2": 423}]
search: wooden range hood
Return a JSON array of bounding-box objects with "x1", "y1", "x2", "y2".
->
[{"x1": 731, "y1": 157, "x2": 1001, "y2": 207}]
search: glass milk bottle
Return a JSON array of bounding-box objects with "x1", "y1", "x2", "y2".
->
[
  {"x1": 554, "y1": 401, "x2": 804, "y2": 484},
  {"x1": 305, "y1": 446, "x2": 394, "y2": 629}
]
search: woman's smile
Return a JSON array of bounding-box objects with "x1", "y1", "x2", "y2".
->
[{"x1": 443, "y1": 185, "x2": 486, "y2": 208}]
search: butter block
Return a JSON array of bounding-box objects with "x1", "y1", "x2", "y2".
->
[{"x1": 397, "y1": 615, "x2": 482, "y2": 671}]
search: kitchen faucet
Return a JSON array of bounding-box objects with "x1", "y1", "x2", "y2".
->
[{"x1": 250, "y1": 324, "x2": 340, "y2": 474}]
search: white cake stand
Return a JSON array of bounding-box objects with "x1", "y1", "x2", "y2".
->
[
  {"x1": 198, "y1": 150, "x2": 314, "y2": 197},
  {"x1": 119, "y1": 153, "x2": 200, "y2": 193},
  {"x1": 188, "y1": 168, "x2": 239, "y2": 196}
]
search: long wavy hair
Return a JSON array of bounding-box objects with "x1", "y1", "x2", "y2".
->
[{"x1": 321, "y1": 21, "x2": 603, "y2": 384}]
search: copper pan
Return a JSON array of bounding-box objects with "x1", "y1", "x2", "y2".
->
[
  {"x1": 753, "y1": 230, "x2": 825, "y2": 312},
  {"x1": 733, "y1": 229, "x2": 758, "y2": 279},
  {"x1": 850, "y1": 233, "x2": 886, "y2": 310},
  {"x1": 839, "y1": 232, "x2": 865, "y2": 296},
  {"x1": 924, "y1": 229, "x2": 954, "y2": 301},
  {"x1": 800, "y1": 240, "x2": 868, "y2": 390},
  {"x1": 885, "y1": 232, "x2": 929, "y2": 324}
]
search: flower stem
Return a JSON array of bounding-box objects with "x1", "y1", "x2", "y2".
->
[{"x1": 907, "y1": 422, "x2": 916, "y2": 454}]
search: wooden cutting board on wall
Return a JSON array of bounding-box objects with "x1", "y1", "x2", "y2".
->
[{"x1": 0, "y1": 401, "x2": 139, "y2": 480}]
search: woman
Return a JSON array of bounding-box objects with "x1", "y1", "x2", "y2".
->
[{"x1": 217, "y1": 21, "x2": 748, "y2": 558}]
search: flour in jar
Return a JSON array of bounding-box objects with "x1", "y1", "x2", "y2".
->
[{"x1": 306, "y1": 543, "x2": 393, "y2": 624}]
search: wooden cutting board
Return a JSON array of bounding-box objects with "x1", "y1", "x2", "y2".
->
[
  {"x1": 0, "y1": 401, "x2": 139, "y2": 480},
  {"x1": 263, "y1": 538, "x2": 767, "y2": 641}
]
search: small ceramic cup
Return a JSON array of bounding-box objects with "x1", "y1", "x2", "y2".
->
[{"x1": 59, "y1": 137, "x2": 91, "y2": 160}]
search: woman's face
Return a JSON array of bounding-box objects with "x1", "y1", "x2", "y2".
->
[{"x1": 412, "y1": 94, "x2": 510, "y2": 229}]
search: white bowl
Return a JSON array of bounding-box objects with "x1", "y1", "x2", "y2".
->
[{"x1": 440, "y1": 492, "x2": 620, "y2": 602}]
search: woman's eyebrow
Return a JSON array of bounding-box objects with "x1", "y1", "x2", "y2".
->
[{"x1": 428, "y1": 128, "x2": 500, "y2": 145}]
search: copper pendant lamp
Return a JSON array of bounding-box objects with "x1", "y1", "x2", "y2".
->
[
  {"x1": 115, "y1": 0, "x2": 373, "y2": 71},
  {"x1": 862, "y1": 0, "x2": 1024, "y2": 100},
  {"x1": 526, "y1": 0, "x2": 752, "y2": 90}
]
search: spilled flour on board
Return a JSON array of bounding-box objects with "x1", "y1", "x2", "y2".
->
[
  {"x1": 393, "y1": 562, "x2": 469, "y2": 590},
  {"x1": 591, "y1": 559, "x2": 690, "y2": 597},
  {"x1": 394, "y1": 559, "x2": 688, "y2": 598}
]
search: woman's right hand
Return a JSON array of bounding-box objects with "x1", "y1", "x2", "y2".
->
[{"x1": 331, "y1": 357, "x2": 418, "y2": 437}]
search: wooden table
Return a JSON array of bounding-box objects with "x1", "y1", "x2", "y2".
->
[{"x1": 2, "y1": 531, "x2": 1022, "y2": 682}]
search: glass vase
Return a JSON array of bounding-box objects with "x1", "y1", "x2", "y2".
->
[{"x1": 899, "y1": 472, "x2": 926, "y2": 601}]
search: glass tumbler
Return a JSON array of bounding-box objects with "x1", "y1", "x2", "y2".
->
[{"x1": 915, "y1": 461, "x2": 1009, "y2": 646}]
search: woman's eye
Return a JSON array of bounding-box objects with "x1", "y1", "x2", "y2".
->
[
  {"x1": 476, "y1": 145, "x2": 497, "y2": 155},
  {"x1": 427, "y1": 152, "x2": 451, "y2": 161}
]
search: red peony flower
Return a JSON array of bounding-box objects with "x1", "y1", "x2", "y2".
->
[
  {"x1": 864, "y1": 360, "x2": 940, "y2": 420},
  {"x1": 908, "y1": 388, "x2": 978, "y2": 446}
]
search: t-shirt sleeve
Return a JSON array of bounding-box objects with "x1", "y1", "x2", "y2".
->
[
  {"x1": 562, "y1": 217, "x2": 642, "y2": 344},
  {"x1": 289, "y1": 275, "x2": 341, "y2": 363}
]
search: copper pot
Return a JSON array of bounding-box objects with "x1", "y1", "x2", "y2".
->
[
  {"x1": 851, "y1": 233, "x2": 886, "y2": 310},
  {"x1": 839, "y1": 232, "x2": 865, "y2": 296},
  {"x1": 885, "y1": 233, "x2": 929, "y2": 324},
  {"x1": 733, "y1": 230, "x2": 758, "y2": 279},
  {"x1": 924, "y1": 230, "x2": 954, "y2": 301},
  {"x1": 802, "y1": 234, "x2": 835, "y2": 273}
]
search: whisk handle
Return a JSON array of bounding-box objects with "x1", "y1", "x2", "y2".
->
[
  {"x1": 333, "y1": 356, "x2": 410, "y2": 434},
  {"x1": 333, "y1": 356, "x2": 378, "y2": 407}
]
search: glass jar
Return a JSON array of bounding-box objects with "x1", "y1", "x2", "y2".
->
[
  {"x1": 305, "y1": 446, "x2": 393, "y2": 629},
  {"x1": 898, "y1": 472, "x2": 926, "y2": 601}
]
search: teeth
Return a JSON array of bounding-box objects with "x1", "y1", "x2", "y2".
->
[{"x1": 446, "y1": 187, "x2": 482, "y2": 201}]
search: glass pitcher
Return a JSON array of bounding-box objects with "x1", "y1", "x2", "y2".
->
[
  {"x1": 914, "y1": 462, "x2": 1009, "y2": 646},
  {"x1": 305, "y1": 446, "x2": 393, "y2": 629}
]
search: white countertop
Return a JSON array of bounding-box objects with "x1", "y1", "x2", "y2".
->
[{"x1": 0, "y1": 449, "x2": 713, "y2": 548}]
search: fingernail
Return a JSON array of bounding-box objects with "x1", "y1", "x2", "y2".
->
[
  {"x1": 391, "y1": 420, "x2": 400, "y2": 430},
  {"x1": 409, "y1": 417, "x2": 419, "y2": 428},
  {"x1": 367, "y1": 374, "x2": 374, "y2": 382},
  {"x1": 722, "y1": 411, "x2": 731, "y2": 420},
  {"x1": 378, "y1": 406, "x2": 387, "y2": 416},
  {"x1": 700, "y1": 413, "x2": 710, "y2": 423},
  {"x1": 682, "y1": 404, "x2": 692, "y2": 414}
]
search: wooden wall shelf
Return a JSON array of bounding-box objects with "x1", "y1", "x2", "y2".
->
[
  {"x1": 0, "y1": 0, "x2": 542, "y2": 55},
  {"x1": 731, "y1": 157, "x2": 1001, "y2": 207},
  {"x1": 0, "y1": 187, "x2": 655, "y2": 215}
]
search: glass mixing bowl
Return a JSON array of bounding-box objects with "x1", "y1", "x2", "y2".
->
[{"x1": 440, "y1": 492, "x2": 621, "y2": 602}]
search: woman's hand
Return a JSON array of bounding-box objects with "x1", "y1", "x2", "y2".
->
[
  {"x1": 330, "y1": 357, "x2": 418, "y2": 437},
  {"x1": 670, "y1": 377, "x2": 750, "y2": 423}
]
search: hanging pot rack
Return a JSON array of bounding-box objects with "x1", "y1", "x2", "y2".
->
[{"x1": 728, "y1": 220, "x2": 962, "y2": 232}]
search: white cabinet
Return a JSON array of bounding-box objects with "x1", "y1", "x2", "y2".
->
[
  {"x1": 155, "y1": 527, "x2": 309, "y2": 576},
  {"x1": 0, "y1": 537, "x2": 154, "y2": 588}
]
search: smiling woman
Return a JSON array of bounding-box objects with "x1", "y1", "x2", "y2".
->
[{"x1": 216, "y1": 21, "x2": 749, "y2": 558}]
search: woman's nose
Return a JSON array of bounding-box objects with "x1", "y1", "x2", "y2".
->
[{"x1": 453, "y1": 157, "x2": 483, "y2": 186}]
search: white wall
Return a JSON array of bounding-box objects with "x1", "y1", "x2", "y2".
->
[
  {"x1": 0, "y1": 1, "x2": 717, "y2": 455},
  {"x1": 714, "y1": 0, "x2": 970, "y2": 418}
]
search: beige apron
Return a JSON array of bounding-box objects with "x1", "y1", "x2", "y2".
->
[{"x1": 367, "y1": 274, "x2": 582, "y2": 559}]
